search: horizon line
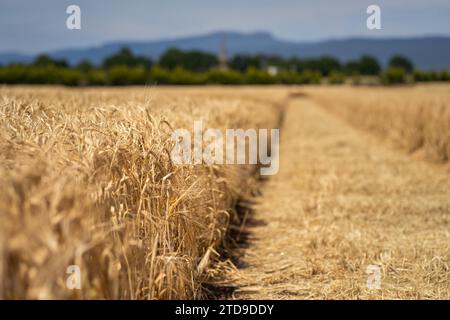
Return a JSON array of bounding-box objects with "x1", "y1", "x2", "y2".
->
[{"x1": 3, "y1": 30, "x2": 450, "y2": 56}]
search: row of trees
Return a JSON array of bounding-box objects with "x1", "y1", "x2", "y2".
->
[
  {"x1": 0, "y1": 65, "x2": 323, "y2": 86},
  {"x1": 75, "y1": 48, "x2": 414, "y2": 76},
  {"x1": 0, "y1": 47, "x2": 446, "y2": 85},
  {"x1": 6, "y1": 47, "x2": 416, "y2": 75}
]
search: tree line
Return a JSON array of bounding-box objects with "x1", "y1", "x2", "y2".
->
[{"x1": 0, "y1": 47, "x2": 449, "y2": 85}]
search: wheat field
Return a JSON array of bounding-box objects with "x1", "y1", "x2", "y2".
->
[
  {"x1": 306, "y1": 84, "x2": 450, "y2": 163},
  {"x1": 0, "y1": 85, "x2": 285, "y2": 299},
  {"x1": 231, "y1": 96, "x2": 450, "y2": 299},
  {"x1": 1, "y1": 84, "x2": 449, "y2": 299}
]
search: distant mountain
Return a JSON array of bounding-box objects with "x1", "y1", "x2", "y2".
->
[
  {"x1": 0, "y1": 52, "x2": 34, "y2": 65},
  {"x1": 1, "y1": 31, "x2": 450, "y2": 70}
]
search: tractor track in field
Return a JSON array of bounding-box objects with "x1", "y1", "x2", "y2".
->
[{"x1": 223, "y1": 97, "x2": 450, "y2": 299}]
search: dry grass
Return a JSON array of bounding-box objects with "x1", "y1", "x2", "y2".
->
[
  {"x1": 2, "y1": 84, "x2": 449, "y2": 300},
  {"x1": 305, "y1": 84, "x2": 450, "y2": 163},
  {"x1": 0, "y1": 85, "x2": 285, "y2": 299},
  {"x1": 232, "y1": 96, "x2": 450, "y2": 299}
]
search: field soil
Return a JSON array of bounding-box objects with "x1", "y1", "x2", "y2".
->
[{"x1": 230, "y1": 97, "x2": 450, "y2": 299}]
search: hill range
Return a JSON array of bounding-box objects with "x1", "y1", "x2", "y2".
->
[{"x1": 1, "y1": 31, "x2": 450, "y2": 70}]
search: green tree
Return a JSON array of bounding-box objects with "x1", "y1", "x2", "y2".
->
[
  {"x1": 229, "y1": 55, "x2": 262, "y2": 72},
  {"x1": 345, "y1": 60, "x2": 360, "y2": 75},
  {"x1": 345, "y1": 55, "x2": 381, "y2": 75},
  {"x1": 290, "y1": 57, "x2": 341, "y2": 76},
  {"x1": 77, "y1": 59, "x2": 94, "y2": 72},
  {"x1": 389, "y1": 55, "x2": 414, "y2": 73},
  {"x1": 245, "y1": 67, "x2": 276, "y2": 84},
  {"x1": 380, "y1": 67, "x2": 407, "y2": 85},
  {"x1": 358, "y1": 55, "x2": 381, "y2": 75},
  {"x1": 328, "y1": 71, "x2": 346, "y2": 84},
  {"x1": 107, "y1": 65, "x2": 148, "y2": 85},
  {"x1": 184, "y1": 50, "x2": 218, "y2": 72},
  {"x1": 158, "y1": 48, "x2": 184, "y2": 70},
  {"x1": 33, "y1": 54, "x2": 68, "y2": 68},
  {"x1": 159, "y1": 48, "x2": 218, "y2": 72},
  {"x1": 314, "y1": 56, "x2": 341, "y2": 76},
  {"x1": 206, "y1": 69, "x2": 243, "y2": 84},
  {"x1": 103, "y1": 48, "x2": 152, "y2": 69}
]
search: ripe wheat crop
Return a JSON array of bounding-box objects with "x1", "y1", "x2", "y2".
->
[
  {"x1": 0, "y1": 86, "x2": 286, "y2": 299},
  {"x1": 2, "y1": 84, "x2": 449, "y2": 300},
  {"x1": 307, "y1": 84, "x2": 450, "y2": 163}
]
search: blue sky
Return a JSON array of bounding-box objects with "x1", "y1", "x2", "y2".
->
[{"x1": 1, "y1": 0, "x2": 450, "y2": 53}]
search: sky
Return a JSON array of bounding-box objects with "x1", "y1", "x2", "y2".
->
[{"x1": 1, "y1": 0, "x2": 450, "y2": 53}]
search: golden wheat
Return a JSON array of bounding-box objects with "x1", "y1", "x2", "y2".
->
[
  {"x1": 0, "y1": 85, "x2": 286, "y2": 299},
  {"x1": 2, "y1": 84, "x2": 449, "y2": 300},
  {"x1": 305, "y1": 84, "x2": 450, "y2": 163}
]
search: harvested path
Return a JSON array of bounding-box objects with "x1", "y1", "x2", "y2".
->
[{"x1": 231, "y1": 99, "x2": 450, "y2": 299}]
